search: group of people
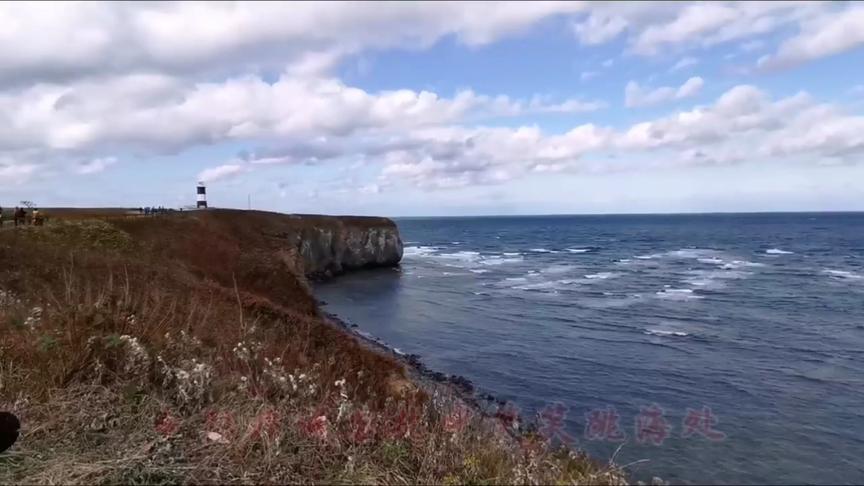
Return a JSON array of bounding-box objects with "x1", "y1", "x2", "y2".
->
[
  {"x1": 0, "y1": 206, "x2": 44, "y2": 227},
  {"x1": 139, "y1": 206, "x2": 174, "y2": 216}
]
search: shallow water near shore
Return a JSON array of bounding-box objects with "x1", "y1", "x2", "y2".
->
[{"x1": 315, "y1": 212, "x2": 864, "y2": 484}]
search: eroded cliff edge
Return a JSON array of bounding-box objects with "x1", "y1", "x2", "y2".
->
[
  {"x1": 165, "y1": 209, "x2": 403, "y2": 279},
  {"x1": 278, "y1": 213, "x2": 404, "y2": 278}
]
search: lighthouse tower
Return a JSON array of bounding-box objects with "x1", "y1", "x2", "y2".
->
[{"x1": 196, "y1": 182, "x2": 207, "y2": 209}]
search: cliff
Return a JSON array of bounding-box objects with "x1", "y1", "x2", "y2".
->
[
  {"x1": 0, "y1": 210, "x2": 624, "y2": 485},
  {"x1": 264, "y1": 213, "x2": 403, "y2": 278},
  {"x1": 190, "y1": 210, "x2": 403, "y2": 279}
]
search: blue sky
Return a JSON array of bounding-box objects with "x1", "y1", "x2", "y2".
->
[{"x1": 1, "y1": 1, "x2": 863, "y2": 216}]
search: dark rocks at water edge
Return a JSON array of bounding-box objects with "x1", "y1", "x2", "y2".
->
[{"x1": 324, "y1": 311, "x2": 487, "y2": 404}]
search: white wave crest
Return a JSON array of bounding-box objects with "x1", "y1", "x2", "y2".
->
[
  {"x1": 656, "y1": 288, "x2": 704, "y2": 300},
  {"x1": 480, "y1": 256, "x2": 524, "y2": 266},
  {"x1": 403, "y1": 245, "x2": 439, "y2": 257},
  {"x1": 766, "y1": 248, "x2": 794, "y2": 255},
  {"x1": 644, "y1": 329, "x2": 690, "y2": 337},
  {"x1": 723, "y1": 260, "x2": 766, "y2": 269},
  {"x1": 584, "y1": 272, "x2": 618, "y2": 280},
  {"x1": 823, "y1": 269, "x2": 864, "y2": 280}
]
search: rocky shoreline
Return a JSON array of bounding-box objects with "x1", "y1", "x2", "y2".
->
[{"x1": 321, "y1": 307, "x2": 524, "y2": 440}]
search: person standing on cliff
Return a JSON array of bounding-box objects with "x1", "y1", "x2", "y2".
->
[{"x1": 13, "y1": 207, "x2": 23, "y2": 227}]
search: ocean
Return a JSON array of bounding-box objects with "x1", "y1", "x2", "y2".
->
[{"x1": 314, "y1": 213, "x2": 864, "y2": 484}]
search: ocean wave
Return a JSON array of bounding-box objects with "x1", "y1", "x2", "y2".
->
[
  {"x1": 584, "y1": 272, "x2": 618, "y2": 280},
  {"x1": 723, "y1": 260, "x2": 766, "y2": 269},
  {"x1": 766, "y1": 248, "x2": 794, "y2": 255},
  {"x1": 636, "y1": 248, "x2": 719, "y2": 260},
  {"x1": 542, "y1": 264, "x2": 577, "y2": 274},
  {"x1": 577, "y1": 293, "x2": 644, "y2": 309},
  {"x1": 469, "y1": 269, "x2": 490, "y2": 274},
  {"x1": 644, "y1": 329, "x2": 690, "y2": 337},
  {"x1": 698, "y1": 257, "x2": 725, "y2": 265},
  {"x1": 566, "y1": 248, "x2": 592, "y2": 253},
  {"x1": 480, "y1": 256, "x2": 524, "y2": 266},
  {"x1": 683, "y1": 268, "x2": 753, "y2": 289},
  {"x1": 403, "y1": 245, "x2": 440, "y2": 257},
  {"x1": 823, "y1": 269, "x2": 864, "y2": 280},
  {"x1": 502, "y1": 252, "x2": 521, "y2": 256},
  {"x1": 529, "y1": 248, "x2": 559, "y2": 253},
  {"x1": 404, "y1": 246, "x2": 523, "y2": 267},
  {"x1": 437, "y1": 250, "x2": 481, "y2": 262},
  {"x1": 696, "y1": 256, "x2": 766, "y2": 270},
  {"x1": 667, "y1": 248, "x2": 720, "y2": 259},
  {"x1": 656, "y1": 288, "x2": 704, "y2": 300},
  {"x1": 511, "y1": 280, "x2": 573, "y2": 292}
]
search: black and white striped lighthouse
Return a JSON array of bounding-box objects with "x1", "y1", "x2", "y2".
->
[{"x1": 196, "y1": 182, "x2": 207, "y2": 209}]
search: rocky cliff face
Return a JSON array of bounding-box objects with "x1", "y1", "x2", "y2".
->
[
  {"x1": 148, "y1": 210, "x2": 404, "y2": 281},
  {"x1": 287, "y1": 215, "x2": 404, "y2": 278}
]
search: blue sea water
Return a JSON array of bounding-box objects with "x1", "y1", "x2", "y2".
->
[{"x1": 314, "y1": 213, "x2": 864, "y2": 484}]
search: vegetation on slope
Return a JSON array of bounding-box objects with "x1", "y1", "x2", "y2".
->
[{"x1": 0, "y1": 213, "x2": 627, "y2": 484}]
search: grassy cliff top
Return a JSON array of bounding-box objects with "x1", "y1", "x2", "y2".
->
[{"x1": 0, "y1": 213, "x2": 626, "y2": 485}]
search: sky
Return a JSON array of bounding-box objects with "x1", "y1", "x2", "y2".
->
[{"x1": 1, "y1": 1, "x2": 864, "y2": 217}]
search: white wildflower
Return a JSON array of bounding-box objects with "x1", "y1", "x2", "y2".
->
[
  {"x1": 157, "y1": 356, "x2": 213, "y2": 407},
  {"x1": 0, "y1": 289, "x2": 21, "y2": 308},
  {"x1": 118, "y1": 334, "x2": 151, "y2": 375},
  {"x1": 23, "y1": 306, "x2": 43, "y2": 329}
]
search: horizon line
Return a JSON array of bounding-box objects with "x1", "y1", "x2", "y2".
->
[{"x1": 389, "y1": 209, "x2": 864, "y2": 219}]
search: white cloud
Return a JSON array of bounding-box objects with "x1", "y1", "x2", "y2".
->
[
  {"x1": 580, "y1": 71, "x2": 598, "y2": 82},
  {"x1": 0, "y1": 160, "x2": 37, "y2": 185},
  {"x1": 198, "y1": 163, "x2": 248, "y2": 183},
  {"x1": 568, "y1": 2, "x2": 833, "y2": 62},
  {"x1": 370, "y1": 85, "x2": 864, "y2": 190},
  {"x1": 572, "y1": 13, "x2": 628, "y2": 45},
  {"x1": 75, "y1": 156, "x2": 117, "y2": 174},
  {"x1": 0, "y1": 2, "x2": 587, "y2": 86},
  {"x1": 619, "y1": 84, "x2": 864, "y2": 164},
  {"x1": 625, "y1": 76, "x2": 704, "y2": 108},
  {"x1": 1, "y1": 1, "x2": 862, "y2": 201},
  {"x1": 0, "y1": 69, "x2": 606, "y2": 159},
  {"x1": 0, "y1": 1, "x2": 853, "y2": 92},
  {"x1": 669, "y1": 56, "x2": 699, "y2": 72},
  {"x1": 758, "y1": 6, "x2": 864, "y2": 69}
]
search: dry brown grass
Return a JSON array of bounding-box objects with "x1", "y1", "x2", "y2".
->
[{"x1": 0, "y1": 215, "x2": 628, "y2": 485}]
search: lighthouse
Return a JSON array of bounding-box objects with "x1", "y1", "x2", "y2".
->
[{"x1": 196, "y1": 182, "x2": 207, "y2": 209}]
